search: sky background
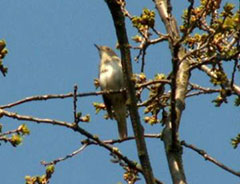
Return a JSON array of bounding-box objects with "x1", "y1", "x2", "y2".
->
[{"x1": 0, "y1": 0, "x2": 239, "y2": 184}]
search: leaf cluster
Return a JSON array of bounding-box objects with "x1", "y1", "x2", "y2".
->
[
  {"x1": 0, "y1": 40, "x2": 8, "y2": 76},
  {"x1": 25, "y1": 164, "x2": 55, "y2": 184},
  {"x1": 143, "y1": 74, "x2": 167, "y2": 125},
  {"x1": 0, "y1": 124, "x2": 30, "y2": 147},
  {"x1": 181, "y1": 2, "x2": 239, "y2": 61},
  {"x1": 231, "y1": 134, "x2": 240, "y2": 149},
  {"x1": 132, "y1": 8, "x2": 155, "y2": 31}
]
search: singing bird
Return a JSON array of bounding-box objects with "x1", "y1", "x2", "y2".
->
[{"x1": 95, "y1": 44, "x2": 127, "y2": 139}]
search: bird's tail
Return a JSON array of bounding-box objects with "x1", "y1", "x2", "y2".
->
[{"x1": 114, "y1": 103, "x2": 127, "y2": 139}]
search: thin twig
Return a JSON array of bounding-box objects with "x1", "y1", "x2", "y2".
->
[
  {"x1": 0, "y1": 136, "x2": 11, "y2": 142},
  {"x1": 141, "y1": 45, "x2": 147, "y2": 73},
  {"x1": 0, "y1": 90, "x2": 122, "y2": 109},
  {"x1": 189, "y1": 83, "x2": 221, "y2": 93},
  {"x1": 41, "y1": 143, "x2": 88, "y2": 166},
  {"x1": 0, "y1": 108, "x2": 163, "y2": 184},
  {"x1": 103, "y1": 133, "x2": 162, "y2": 144},
  {"x1": 0, "y1": 108, "x2": 73, "y2": 127},
  {"x1": 73, "y1": 85, "x2": 78, "y2": 123},
  {"x1": 41, "y1": 134, "x2": 162, "y2": 166},
  {"x1": 181, "y1": 141, "x2": 240, "y2": 177},
  {"x1": 0, "y1": 128, "x2": 19, "y2": 137},
  {"x1": 0, "y1": 93, "x2": 73, "y2": 109},
  {"x1": 186, "y1": 90, "x2": 219, "y2": 98},
  {"x1": 1, "y1": 79, "x2": 171, "y2": 110},
  {"x1": 230, "y1": 38, "x2": 240, "y2": 87},
  {"x1": 186, "y1": 0, "x2": 194, "y2": 28},
  {"x1": 136, "y1": 79, "x2": 170, "y2": 89},
  {"x1": 149, "y1": 36, "x2": 168, "y2": 44}
]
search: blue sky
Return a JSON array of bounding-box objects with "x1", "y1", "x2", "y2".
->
[{"x1": 0, "y1": 0, "x2": 239, "y2": 184}]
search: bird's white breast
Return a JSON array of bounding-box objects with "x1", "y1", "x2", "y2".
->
[{"x1": 99, "y1": 60, "x2": 124, "y2": 91}]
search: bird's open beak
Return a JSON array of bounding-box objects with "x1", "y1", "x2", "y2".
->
[{"x1": 94, "y1": 44, "x2": 100, "y2": 50}]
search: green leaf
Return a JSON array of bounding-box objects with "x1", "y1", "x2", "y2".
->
[
  {"x1": 223, "y1": 3, "x2": 235, "y2": 13},
  {"x1": 234, "y1": 96, "x2": 240, "y2": 106},
  {"x1": 10, "y1": 134, "x2": 22, "y2": 147},
  {"x1": 46, "y1": 164, "x2": 55, "y2": 175},
  {"x1": 19, "y1": 124, "x2": 30, "y2": 135},
  {"x1": 231, "y1": 133, "x2": 240, "y2": 149}
]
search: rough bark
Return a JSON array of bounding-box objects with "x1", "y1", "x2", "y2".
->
[
  {"x1": 105, "y1": 1, "x2": 156, "y2": 183},
  {"x1": 154, "y1": 0, "x2": 189, "y2": 183}
]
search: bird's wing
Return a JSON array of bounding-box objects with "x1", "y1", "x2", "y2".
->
[{"x1": 102, "y1": 94, "x2": 113, "y2": 119}]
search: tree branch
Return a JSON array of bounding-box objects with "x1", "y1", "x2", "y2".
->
[
  {"x1": 154, "y1": 0, "x2": 189, "y2": 183},
  {"x1": 41, "y1": 134, "x2": 162, "y2": 166},
  {"x1": 181, "y1": 141, "x2": 240, "y2": 178},
  {"x1": 0, "y1": 90, "x2": 123, "y2": 109},
  {"x1": 73, "y1": 85, "x2": 78, "y2": 123},
  {"x1": 41, "y1": 143, "x2": 88, "y2": 166},
  {"x1": 105, "y1": 1, "x2": 156, "y2": 183},
  {"x1": 199, "y1": 65, "x2": 240, "y2": 95},
  {"x1": 0, "y1": 108, "x2": 163, "y2": 184},
  {"x1": 103, "y1": 133, "x2": 162, "y2": 144},
  {"x1": 1, "y1": 79, "x2": 170, "y2": 110}
]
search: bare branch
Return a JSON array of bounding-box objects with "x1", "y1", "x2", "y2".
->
[
  {"x1": 103, "y1": 133, "x2": 162, "y2": 144},
  {"x1": 73, "y1": 85, "x2": 78, "y2": 123},
  {"x1": 0, "y1": 136, "x2": 11, "y2": 143},
  {"x1": 186, "y1": 90, "x2": 220, "y2": 98},
  {"x1": 0, "y1": 108, "x2": 163, "y2": 184},
  {"x1": 105, "y1": 1, "x2": 156, "y2": 183},
  {"x1": 230, "y1": 41, "x2": 240, "y2": 88},
  {"x1": 137, "y1": 79, "x2": 170, "y2": 89},
  {"x1": 141, "y1": 45, "x2": 147, "y2": 73},
  {"x1": 41, "y1": 133, "x2": 161, "y2": 169},
  {"x1": 1, "y1": 78, "x2": 170, "y2": 110},
  {"x1": 149, "y1": 36, "x2": 168, "y2": 44},
  {"x1": 41, "y1": 143, "x2": 88, "y2": 166},
  {"x1": 181, "y1": 141, "x2": 240, "y2": 178},
  {"x1": 0, "y1": 90, "x2": 123, "y2": 109},
  {"x1": 200, "y1": 65, "x2": 240, "y2": 95},
  {"x1": 0, "y1": 128, "x2": 19, "y2": 137},
  {"x1": 0, "y1": 93, "x2": 73, "y2": 109},
  {"x1": 154, "y1": 0, "x2": 190, "y2": 183},
  {"x1": 189, "y1": 83, "x2": 221, "y2": 93}
]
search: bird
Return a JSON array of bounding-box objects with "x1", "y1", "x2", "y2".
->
[{"x1": 95, "y1": 44, "x2": 128, "y2": 139}]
